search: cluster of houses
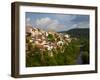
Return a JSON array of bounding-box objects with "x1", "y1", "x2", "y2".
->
[{"x1": 26, "y1": 25, "x2": 72, "y2": 57}]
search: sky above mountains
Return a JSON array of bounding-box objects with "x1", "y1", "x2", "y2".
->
[{"x1": 26, "y1": 12, "x2": 89, "y2": 32}]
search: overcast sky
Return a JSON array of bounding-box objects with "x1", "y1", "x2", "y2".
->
[{"x1": 26, "y1": 12, "x2": 89, "y2": 32}]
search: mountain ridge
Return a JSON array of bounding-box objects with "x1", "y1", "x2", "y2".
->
[{"x1": 59, "y1": 28, "x2": 89, "y2": 39}]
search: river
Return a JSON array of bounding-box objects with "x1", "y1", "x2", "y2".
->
[{"x1": 76, "y1": 45, "x2": 83, "y2": 64}]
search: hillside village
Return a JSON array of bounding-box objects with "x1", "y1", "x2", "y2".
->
[
  {"x1": 25, "y1": 25, "x2": 86, "y2": 67},
  {"x1": 26, "y1": 25, "x2": 71, "y2": 57}
]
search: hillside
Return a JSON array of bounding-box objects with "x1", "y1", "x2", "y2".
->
[
  {"x1": 26, "y1": 26, "x2": 81, "y2": 67},
  {"x1": 59, "y1": 28, "x2": 89, "y2": 39}
]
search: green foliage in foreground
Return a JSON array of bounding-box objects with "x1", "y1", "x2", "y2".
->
[{"x1": 26, "y1": 39, "x2": 80, "y2": 67}]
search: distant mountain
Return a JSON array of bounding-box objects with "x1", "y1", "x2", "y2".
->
[{"x1": 59, "y1": 28, "x2": 89, "y2": 39}]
